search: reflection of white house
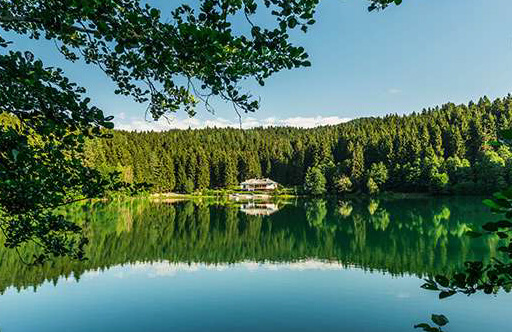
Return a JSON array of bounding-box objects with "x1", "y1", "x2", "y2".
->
[
  {"x1": 240, "y1": 203, "x2": 280, "y2": 216},
  {"x1": 240, "y1": 178, "x2": 278, "y2": 191}
]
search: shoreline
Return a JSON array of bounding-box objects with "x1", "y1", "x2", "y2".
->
[{"x1": 147, "y1": 191, "x2": 485, "y2": 201}]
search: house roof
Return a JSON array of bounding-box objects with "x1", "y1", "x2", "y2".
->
[{"x1": 240, "y1": 178, "x2": 278, "y2": 185}]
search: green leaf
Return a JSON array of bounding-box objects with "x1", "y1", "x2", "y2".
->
[
  {"x1": 414, "y1": 323, "x2": 435, "y2": 331},
  {"x1": 500, "y1": 129, "x2": 512, "y2": 139},
  {"x1": 421, "y1": 282, "x2": 439, "y2": 291},
  {"x1": 150, "y1": 8, "x2": 160, "y2": 18},
  {"x1": 414, "y1": 324, "x2": 440, "y2": 332},
  {"x1": 453, "y1": 273, "x2": 466, "y2": 286},
  {"x1": 502, "y1": 187, "x2": 512, "y2": 199},
  {"x1": 435, "y1": 275, "x2": 449, "y2": 287},
  {"x1": 114, "y1": 43, "x2": 124, "y2": 53},
  {"x1": 482, "y1": 222, "x2": 499, "y2": 232},
  {"x1": 431, "y1": 314, "x2": 449, "y2": 327},
  {"x1": 483, "y1": 220, "x2": 512, "y2": 232},
  {"x1": 497, "y1": 246, "x2": 510, "y2": 253},
  {"x1": 439, "y1": 290, "x2": 456, "y2": 299},
  {"x1": 288, "y1": 17, "x2": 297, "y2": 29},
  {"x1": 487, "y1": 140, "x2": 502, "y2": 147},
  {"x1": 495, "y1": 199, "x2": 511, "y2": 208},
  {"x1": 414, "y1": 324, "x2": 430, "y2": 329},
  {"x1": 497, "y1": 232, "x2": 509, "y2": 239},
  {"x1": 496, "y1": 220, "x2": 512, "y2": 228},
  {"x1": 466, "y1": 231, "x2": 482, "y2": 238},
  {"x1": 493, "y1": 192, "x2": 508, "y2": 200},
  {"x1": 102, "y1": 122, "x2": 115, "y2": 129},
  {"x1": 483, "y1": 199, "x2": 505, "y2": 210}
]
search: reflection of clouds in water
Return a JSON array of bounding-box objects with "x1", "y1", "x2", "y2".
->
[
  {"x1": 82, "y1": 270, "x2": 101, "y2": 279},
  {"x1": 242, "y1": 260, "x2": 349, "y2": 271},
  {"x1": 114, "y1": 259, "x2": 351, "y2": 278},
  {"x1": 241, "y1": 262, "x2": 260, "y2": 271},
  {"x1": 58, "y1": 260, "x2": 357, "y2": 284},
  {"x1": 149, "y1": 262, "x2": 199, "y2": 277},
  {"x1": 119, "y1": 262, "x2": 200, "y2": 278},
  {"x1": 275, "y1": 260, "x2": 347, "y2": 271},
  {"x1": 38, "y1": 260, "x2": 365, "y2": 292}
]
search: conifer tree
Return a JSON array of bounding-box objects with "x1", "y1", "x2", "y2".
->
[
  {"x1": 196, "y1": 151, "x2": 210, "y2": 190},
  {"x1": 161, "y1": 154, "x2": 175, "y2": 193},
  {"x1": 222, "y1": 156, "x2": 238, "y2": 188},
  {"x1": 304, "y1": 166, "x2": 327, "y2": 195},
  {"x1": 349, "y1": 142, "x2": 365, "y2": 184},
  {"x1": 174, "y1": 157, "x2": 189, "y2": 193}
]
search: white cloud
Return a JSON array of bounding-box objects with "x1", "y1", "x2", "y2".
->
[
  {"x1": 279, "y1": 116, "x2": 351, "y2": 128},
  {"x1": 115, "y1": 115, "x2": 351, "y2": 132},
  {"x1": 387, "y1": 88, "x2": 402, "y2": 94}
]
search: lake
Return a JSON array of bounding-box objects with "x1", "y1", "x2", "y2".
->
[{"x1": 0, "y1": 197, "x2": 510, "y2": 331}]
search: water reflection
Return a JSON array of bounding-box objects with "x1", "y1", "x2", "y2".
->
[
  {"x1": 0, "y1": 197, "x2": 503, "y2": 294},
  {"x1": 87, "y1": 260, "x2": 352, "y2": 279},
  {"x1": 240, "y1": 202, "x2": 280, "y2": 216},
  {"x1": 1, "y1": 197, "x2": 511, "y2": 332}
]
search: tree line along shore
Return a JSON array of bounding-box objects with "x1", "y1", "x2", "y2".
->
[{"x1": 79, "y1": 95, "x2": 512, "y2": 196}]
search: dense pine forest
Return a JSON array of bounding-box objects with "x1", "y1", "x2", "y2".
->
[{"x1": 85, "y1": 95, "x2": 512, "y2": 195}]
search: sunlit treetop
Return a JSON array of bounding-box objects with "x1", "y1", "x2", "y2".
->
[{"x1": 368, "y1": 0, "x2": 403, "y2": 12}]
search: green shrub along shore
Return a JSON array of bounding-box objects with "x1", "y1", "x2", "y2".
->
[
  {"x1": 150, "y1": 188, "x2": 300, "y2": 200},
  {"x1": 83, "y1": 95, "x2": 512, "y2": 196},
  {"x1": 147, "y1": 187, "x2": 437, "y2": 201}
]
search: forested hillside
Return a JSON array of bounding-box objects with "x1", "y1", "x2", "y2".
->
[{"x1": 86, "y1": 95, "x2": 512, "y2": 195}]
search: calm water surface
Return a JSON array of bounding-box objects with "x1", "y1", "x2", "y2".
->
[{"x1": 0, "y1": 197, "x2": 510, "y2": 331}]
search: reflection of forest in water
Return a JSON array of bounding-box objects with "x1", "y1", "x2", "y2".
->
[{"x1": 0, "y1": 197, "x2": 503, "y2": 294}]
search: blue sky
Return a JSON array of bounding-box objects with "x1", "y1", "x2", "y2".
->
[{"x1": 7, "y1": 0, "x2": 512, "y2": 130}]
